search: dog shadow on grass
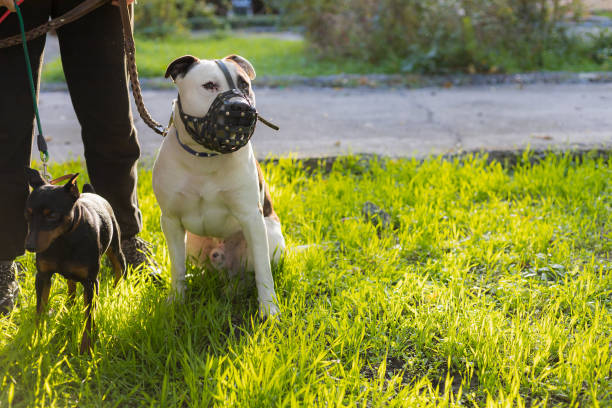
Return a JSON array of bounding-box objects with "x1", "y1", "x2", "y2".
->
[
  {"x1": 76, "y1": 258, "x2": 280, "y2": 395},
  {"x1": 0, "y1": 254, "x2": 91, "y2": 358},
  {"x1": 105, "y1": 258, "x2": 271, "y2": 343},
  {"x1": 0, "y1": 254, "x2": 276, "y2": 404}
]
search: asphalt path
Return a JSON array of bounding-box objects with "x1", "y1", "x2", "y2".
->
[{"x1": 36, "y1": 83, "x2": 612, "y2": 162}]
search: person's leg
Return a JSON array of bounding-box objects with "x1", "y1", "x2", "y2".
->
[
  {"x1": 53, "y1": 0, "x2": 142, "y2": 240},
  {"x1": 0, "y1": 1, "x2": 51, "y2": 315},
  {"x1": 53, "y1": 1, "x2": 159, "y2": 273}
]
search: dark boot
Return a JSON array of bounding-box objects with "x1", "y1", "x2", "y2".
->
[
  {"x1": 0, "y1": 261, "x2": 20, "y2": 316},
  {"x1": 121, "y1": 237, "x2": 162, "y2": 283}
]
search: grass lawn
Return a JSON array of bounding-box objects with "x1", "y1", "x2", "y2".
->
[
  {"x1": 41, "y1": 34, "x2": 393, "y2": 83},
  {"x1": 593, "y1": 10, "x2": 612, "y2": 19},
  {"x1": 0, "y1": 153, "x2": 610, "y2": 407},
  {"x1": 41, "y1": 33, "x2": 612, "y2": 83}
]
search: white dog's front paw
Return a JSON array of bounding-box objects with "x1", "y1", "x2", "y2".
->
[
  {"x1": 166, "y1": 286, "x2": 185, "y2": 303},
  {"x1": 259, "y1": 300, "x2": 280, "y2": 318}
]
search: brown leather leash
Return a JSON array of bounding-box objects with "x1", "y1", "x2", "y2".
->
[
  {"x1": 116, "y1": 0, "x2": 166, "y2": 136},
  {"x1": 0, "y1": 0, "x2": 167, "y2": 136},
  {"x1": 0, "y1": 0, "x2": 108, "y2": 48}
]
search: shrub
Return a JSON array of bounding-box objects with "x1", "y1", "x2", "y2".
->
[
  {"x1": 276, "y1": 0, "x2": 586, "y2": 74},
  {"x1": 134, "y1": 0, "x2": 207, "y2": 37},
  {"x1": 134, "y1": 0, "x2": 277, "y2": 36}
]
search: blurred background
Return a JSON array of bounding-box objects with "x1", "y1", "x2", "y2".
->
[
  {"x1": 38, "y1": 0, "x2": 612, "y2": 160},
  {"x1": 40, "y1": 0, "x2": 612, "y2": 82}
]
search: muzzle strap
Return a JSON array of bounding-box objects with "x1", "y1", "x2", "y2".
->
[
  {"x1": 215, "y1": 60, "x2": 280, "y2": 131},
  {"x1": 215, "y1": 60, "x2": 237, "y2": 89},
  {"x1": 257, "y1": 114, "x2": 279, "y2": 131}
]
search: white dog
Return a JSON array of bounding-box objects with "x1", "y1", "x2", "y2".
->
[{"x1": 152, "y1": 54, "x2": 284, "y2": 316}]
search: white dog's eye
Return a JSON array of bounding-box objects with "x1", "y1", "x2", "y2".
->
[
  {"x1": 202, "y1": 82, "x2": 217, "y2": 90},
  {"x1": 238, "y1": 77, "x2": 249, "y2": 92}
]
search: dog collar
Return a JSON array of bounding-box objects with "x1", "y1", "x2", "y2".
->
[{"x1": 173, "y1": 127, "x2": 219, "y2": 158}]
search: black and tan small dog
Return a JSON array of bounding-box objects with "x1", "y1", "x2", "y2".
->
[{"x1": 24, "y1": 168, "x2": 126, "y2": 354}]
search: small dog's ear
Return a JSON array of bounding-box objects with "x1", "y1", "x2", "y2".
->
[
  {"x1": 25, "y1": 167, "x2": 47, "y2": 189},
  {"x1": 165, "y1": 55, "x2": 199, "y2": 81},
  {"x1": 224, "y1": 54, "x2": 256, "y2": 80},
  {"x1": 64, "y1": 173, "x2": 80, "y2": 200}
]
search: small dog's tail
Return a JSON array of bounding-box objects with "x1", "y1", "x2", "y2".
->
[{"x1": 82, "y1": 183, "x2": 95, "y2": 194}]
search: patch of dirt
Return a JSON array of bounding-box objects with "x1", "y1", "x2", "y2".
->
[
  {"x1": 263, "y1": 149, "x2": 611, "y2": 174},
  {"x1": 360, "y1": 355, "x2": 481, "y2": 402}
]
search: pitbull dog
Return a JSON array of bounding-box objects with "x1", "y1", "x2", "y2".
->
[{"x1": 152, "y1": 54, "x2": 284, "y2": 316}]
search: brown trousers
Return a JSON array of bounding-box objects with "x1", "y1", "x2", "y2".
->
[{"x1": 0, "y1": 0, "x2": 142, "y2": 260}]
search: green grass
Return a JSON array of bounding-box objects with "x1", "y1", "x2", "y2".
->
[
  {"x1": 41, "y1": 34, "x2": 394, "y2": 83},
  {"x1": 593, "y1": 10, "x2": 612, "y2": 19},
  {"x1": 1, "y1": 153, "x2": 610, "y2": 407},
  {"x1": 486, "y1": 45, "x2": 612, "y2": 74},
  {"x1": 41, "y1": 33, "x2": 612, "y2": 83}
]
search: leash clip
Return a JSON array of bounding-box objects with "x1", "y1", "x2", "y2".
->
[
  {"x1": 40, "y1": 150, "x2": 51, "y2": 182},
  {"x1": 158, "y1": 124, "x2": 169, "y2": 137}
]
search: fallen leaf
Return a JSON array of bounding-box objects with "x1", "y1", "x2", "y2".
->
[{"x1": 531, "y1": 134, "x2": 553, "y2": 140}]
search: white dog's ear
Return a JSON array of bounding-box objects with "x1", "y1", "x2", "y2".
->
[
  {"x1": 224, "y1": 54, "x2": 256, "y2": 80},
  {"x1": 165, "y1": 55, "x2": 199, "y2": 81}
]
